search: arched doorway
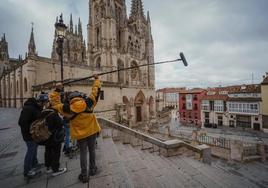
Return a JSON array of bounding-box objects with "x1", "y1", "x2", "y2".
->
[{"x1": 134, "y1": 90, "x2": 146, "y2": 123}]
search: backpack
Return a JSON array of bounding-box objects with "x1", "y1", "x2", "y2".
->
[{"x1": 30, "y1": 109, "x2": 54, "y2": 145}]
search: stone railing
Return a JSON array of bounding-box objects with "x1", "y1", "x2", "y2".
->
[{"x1": 98, "y1": 117, "x2": 211, "y2": 164}]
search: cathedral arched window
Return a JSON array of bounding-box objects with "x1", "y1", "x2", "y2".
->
[
  {"x1": 130, "y1": 61, "x2": 139, "y2": 80},
  {"x1": 96, "y1": 28, "x2": 100, "y2": 49},
  {"x1": 117, "y1": 59, "x2": 124, "y2": 84},
  {"x1": 24, "y1": 78, "x2": 27, "y2": 92},
  {"x1": 118, "y1": 31, "x2": 121, "y2": 48},
  {"x1": 96, "y1": 57, "x2": 101, "y2": 70},
  {"x1": 74, "y1": 53, "x2": 78, "y2": 62}
]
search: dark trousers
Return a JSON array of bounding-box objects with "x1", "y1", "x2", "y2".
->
[
  {"x1": 24, "y1": 141, "x2": 38, "y2": 175},
  {"x1": 78, "y1": 133, "x2": 97, "y2": 176},
  {"x1": 45, "y1": 143, "x2": 62, "y2": 172}
]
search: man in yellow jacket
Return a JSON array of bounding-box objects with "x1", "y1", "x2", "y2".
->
[{"x1": 49, "y1": 75, "x2": 101, "y2": 183}]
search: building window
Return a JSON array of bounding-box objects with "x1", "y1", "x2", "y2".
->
[
  {"x1": 228, "y1": 102, "x2": 259, "y2": 114},
  {"x1": 202, "y1": 100, "x2": 209, "y2": 111},
  {"x1": 186, "y1": 94, "x2": 193, "y2": 110},
  {"x1": 194, "y1": 104, "x2": 198, "y2": 110},
  {"x1": 214, "y1": 100, "x2": 224, "y2": 112},
  {"x1": 24, "y1": 78, "x2": 27, "y2": 92},
  {"x1": 218, "y1": 116, "x2": 223, "y2": 126}
]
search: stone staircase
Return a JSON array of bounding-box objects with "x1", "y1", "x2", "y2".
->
[
  {"x1": 0, "y1": 108, "x2": 267, "y2": 188},
  {"x1": 89, "y1": 130, "x2": 267, "y2": 188}
]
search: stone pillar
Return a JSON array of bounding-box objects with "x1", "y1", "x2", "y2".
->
[
  {"x1": 165, "y1": 126, "x2": 171, "y2": 138},
  {"x1": 7, "y1": 74, "x2": 11, "y2": 108},
  {"x1": 191, "y1": 130, "x2": 198, "y2": 146},
  {"x1": 230, "y1": 140, "x2": 243, "y2": 162},
  {"x1": 257, "y1": 142, "x2": 266, "y2": 162}
]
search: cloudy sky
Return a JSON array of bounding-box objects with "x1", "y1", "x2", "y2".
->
[{"x1": 0, "y1": 0, "x2": 267, "y2": 89}]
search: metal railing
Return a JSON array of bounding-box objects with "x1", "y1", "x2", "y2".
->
[
  {"x1": 242, "y1": 142, "x2": 258, "y2": 157},
  {"x1": 197, "y1": 135, "x2": 231, "y2": 149}
]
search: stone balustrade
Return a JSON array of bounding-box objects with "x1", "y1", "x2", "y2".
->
[{"x1": 98, "y1": 117, "x2": 212, "y2": 164}]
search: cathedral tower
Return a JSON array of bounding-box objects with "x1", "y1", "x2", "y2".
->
[
  {"x1": 51, "y1": 14, "x2": 87, "y2": 65},
  {"x1": 87, "y1": 0, "x2": 155, "y2": 88},
  {"x1": 0, "y1": 34, "x2": 9, "y2": 77}
]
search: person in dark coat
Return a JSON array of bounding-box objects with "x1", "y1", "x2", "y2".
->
[
  {"x1": 18, "y1": 94, "x2": 48, "y2": 178},
  {"x1": 44, "y1": 104, "x2": 67, "y2": 176}
]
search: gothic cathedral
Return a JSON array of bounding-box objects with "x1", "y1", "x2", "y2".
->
[{"x1": 0, "y1": 0, "x2": 156, "y2": 125}]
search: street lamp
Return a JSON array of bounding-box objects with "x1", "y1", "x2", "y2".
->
[{"x1": 55, "y1": 13, "x2": 67, "y2": 83}]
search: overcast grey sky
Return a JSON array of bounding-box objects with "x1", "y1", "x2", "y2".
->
[{"x1": 0, "y1": 0, "x2": 267, "y2": 89}]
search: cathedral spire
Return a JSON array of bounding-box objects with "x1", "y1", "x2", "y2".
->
[
  {"x1": 28, "y1": 23, "x2": 37, "y2": 57},
  {"x1": 129, "y1": 0, "x2": 145, "y2": 21},
  {"x1": 78, "y1": 17, "x2": 83, "y2": 37},
  {"x1": 147, "y1": 11, "x2": 151, "y2": 23},
  {"x1": 70, "y1": 14, "x2": 73, "y2": 33},
  {"x1": 88, "y1": 0, "x2": 92, "y2": 25},
  {"x1": 75, "y1": 25, "x2": 78, "y2": 35},
  {"x1": 2, "y1": 33, "x2": 6, "y2": 42}
]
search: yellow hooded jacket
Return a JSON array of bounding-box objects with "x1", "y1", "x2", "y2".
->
[{"x1": 51, "y1": 79, "x2": 101, "y2": 140}]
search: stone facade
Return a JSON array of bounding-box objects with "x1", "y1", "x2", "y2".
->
[
  {"x1": 0, "y1": 0, "x2": 156, "y2": 125},
  {"x1": 261, "y1": 73, "x2": 268, "y2": 132}
]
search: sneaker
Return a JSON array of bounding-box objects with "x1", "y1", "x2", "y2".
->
[
  {"x1": 27, "y1": 170, "x2": 37, "y2": 177},
  {"x1": 46, "y1": 167, "x2": 53, "y2": 174},
  {"x1": 52, "y1": 168, "x2": 67, "y2": 177},
  {"x1": 78, "y1": 174, "x2": 89, "y2": 183}
]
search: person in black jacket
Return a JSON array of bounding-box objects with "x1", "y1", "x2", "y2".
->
[
  {"x1": 18, "y1": 94, "x2": 48, "y2": 178},
  {"x1": 44, "y1": 104, "x2": 67, "y2": 176}
]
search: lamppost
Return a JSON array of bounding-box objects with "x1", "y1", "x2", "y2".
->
[{"x1": 55, "y1": 14, "x2": 67, "y2": 83}]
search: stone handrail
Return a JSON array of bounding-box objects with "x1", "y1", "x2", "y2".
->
[{"x1": 98, "y1": 117, "x2": 211, "y2": 163}]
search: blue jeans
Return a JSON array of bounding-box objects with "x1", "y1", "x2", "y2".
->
[
  {"x1": 24, "y1": 141, "x2": 38, "y2": 175},
  {"x1": 64, "y1": 121, "x2": 70, "y2": 149}
]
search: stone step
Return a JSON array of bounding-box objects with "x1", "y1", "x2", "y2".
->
[
  {"x1": 183, "y1": 157, "x2": 258, "y2": 188},
  {"x1": 115, "y1": 141, "x2": 163, "y2": 188},
  {"x1": 243, "y1": 155, "x2": 262, "y2": 162},
  {"x1": 135, "y1": 148, "x2": 201, "y2": 188},
  {"x1": 89, "y1": 136, "x2": 134, "y2": 187}
]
